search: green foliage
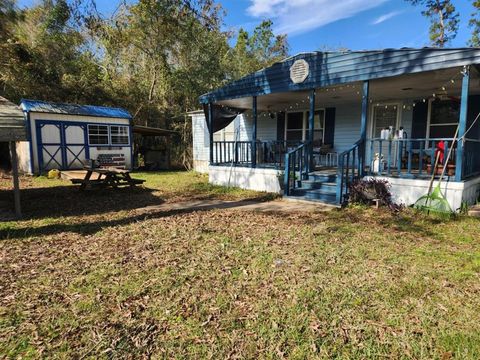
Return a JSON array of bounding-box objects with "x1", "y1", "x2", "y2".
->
[
  {"x1": 229, "y1": 20, "x2": 289, "y2": 79},
  {"x1": 405, "y1": 0, "x2": 459, "y2": 47},
  {"x1": 469, "y1": 0, "x2": 480, "y2": 46},
  {"x1": 0, "y1": 0, "x2": 289, "y2": 168}
]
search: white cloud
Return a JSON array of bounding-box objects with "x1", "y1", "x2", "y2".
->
[
  {"x1": 371, "y1": 10, "x2": 402, "y2": 25},
  {"x1": 246, "y1": 0, "x2": 388, "y2": 36}
]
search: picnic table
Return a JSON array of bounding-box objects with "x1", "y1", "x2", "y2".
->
[{"x1": 71, "y1": 167, "x2": 145, "y2": 190}]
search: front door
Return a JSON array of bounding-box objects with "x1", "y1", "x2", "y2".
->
[
  {"x1": 369, "y1": 104, "x2": 401, "y2": 167},
  {"x1": 36, "y1": 121, "x2": 89, "y2": 172}
]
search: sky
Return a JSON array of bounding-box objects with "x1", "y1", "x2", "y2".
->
[{"x1": 17, "y1": 0, "x2": 477, "y2": 54}]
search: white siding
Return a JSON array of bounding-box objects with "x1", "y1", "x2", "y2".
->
[
  {"x1": 190, "y1": 113, "x2": 209, "y2": 171},
  {"x1": 333, "y1": 102, "x2": 362, "y2": 153},
  {"x1": 237, "y1": 112, "x2": 277, "y2": 141},
  {"x1": 16, "y1": 141, "x2": 32, "y2": 174},
  {"x1": 334, "y1": 100, "x2": 415, "y2": 153}
]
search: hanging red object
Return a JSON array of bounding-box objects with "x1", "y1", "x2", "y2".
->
[{"x1": 436, "y1": 140, "x2": 445, "y2": 164}]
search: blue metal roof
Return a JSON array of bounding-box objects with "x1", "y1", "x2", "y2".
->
[
  {"x1": 20, "y1": 99, "x2": 132, "y2": 119},
  {"x1": 199, "y1": 48, "x2": 480, "y2": 104}
]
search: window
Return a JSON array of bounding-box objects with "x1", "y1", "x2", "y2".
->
[
  {"x1": 88, "y1": 125, "x2": 109, "y2": 145},
  {"x1": 286, "y1": 112, "x2": 304, "y2": 141},
  {"x1": 429, "y1": 99, "x2": 459, "y2": 139},
  {"x1": 110, "y1": 126, "x2": 129, "y2": 145},
  {"x1": 306, "y1": 110, "x2": 325, "y2": 144},
  {"x1": 372, "y1": 105, "x2": 399, "y2": 138},
  {"x1": 88, "y1": 124, "x2": 130, "y2": 146}
]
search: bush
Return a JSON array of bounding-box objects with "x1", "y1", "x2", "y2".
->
[{"x1": 348, "y1": 178, "x2": 401, "y2": 211}]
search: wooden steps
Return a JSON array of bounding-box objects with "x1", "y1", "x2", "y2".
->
[{"x1": 285, "y1": 170, "x2": 338, "y2": 205}]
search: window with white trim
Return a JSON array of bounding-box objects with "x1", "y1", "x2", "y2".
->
[
  {"x1": 372, "y1": 104, "x2": 399, "y2": 138},
  {"x1": 306, "y1": 109, "x2": 325, "y2": 144},
  {"x1": 88, "y1": 124, "x2": 109, "y2": 145},
  {"x1": 429, "y1": 99, "x2": 459, "y2": 138},
  {"x1": 286, "y1": 112, "x2": 304, "y2": 141},
  {"x1": 110, "y1": 126, "x2": 129, "y2": 145}
]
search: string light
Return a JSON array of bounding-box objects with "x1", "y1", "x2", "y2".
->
[{"x1": 214, "y1": 67, "x2": 464, "y2": 116}]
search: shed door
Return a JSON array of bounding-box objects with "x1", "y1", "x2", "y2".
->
[
  {"x1": 64, "y1": 124, "x2": 88, "y2": 169},
  {"x1": 36, "y1": 121, "x2": 88, "y2": 172}
]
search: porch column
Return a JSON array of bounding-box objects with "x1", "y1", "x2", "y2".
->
[
  {"x1": 10, "y1": 141, "x2": 21, "y2": 218},
  {"x1": 308, "y1": 89, "x2": 315, "y2": 171},
  {"x1": 208, "y1": 103, "x2": 214, "y2": 165},
  {"x1": 252, "y1": 96, "x2": 257, "y2": 168},
  {"x1": 360, "y1": 80, "x2": 370, "y2": 175},
  {"x1": 455, "y1": 66, "x2": 470, "y2": 182}
]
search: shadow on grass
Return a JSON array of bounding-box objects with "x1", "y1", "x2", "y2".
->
[
  {"x1": 0, "y1": 185, "x2": 164, "y2": 220},
  {"x1": 0, "y1": 198, "x2": 275, "y2": 240}
]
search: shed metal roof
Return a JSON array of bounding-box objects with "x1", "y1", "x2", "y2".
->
[
  {"x1": 199, "y1": 48, "x2": 480, "y2": 104},
  {"x1": 0, "y1": 97, "x2": 27, "y2": 141},
  {"x1": 21, "y1": 99, "x2": 132, "y2": 119}
]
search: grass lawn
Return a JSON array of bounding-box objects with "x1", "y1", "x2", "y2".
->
[{"x1": 1, "y1": 171, "x2": 480, "y2": 358}]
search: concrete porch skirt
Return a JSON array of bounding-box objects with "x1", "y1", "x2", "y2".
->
[
  {"x1": 209, "y1": 166, "x2": 283, "y2": 193},
  {"x1": 368, "y1": 175, "x2": 480, "y2": 211},
  {"x1": 208, "y1": 165, "x2": 480, "y2": 210}
]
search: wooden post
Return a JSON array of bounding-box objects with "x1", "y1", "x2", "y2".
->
[
  {"x1": 455, "y1": 66, "x2": 470, "y2": 182},
  {"x1": 208, "y1": 103, "x2": 214, "y2": 165},
  {"x1": 360, "y1": 81, "x2": 369, "y2": 176},
  {"x1": 308, "y1": 89, "x2": 315, "y2": 172},
  {"x1": 10, "y1": 141, "x2": 21, "y2": 218},
  {"x1": 252, "y1": 96, "x2": 257, "y2": 168}
]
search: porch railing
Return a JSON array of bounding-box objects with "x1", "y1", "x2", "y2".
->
[
  {"x1": 464, "y1": 138, "x2": 480, "y2": 178},
  {"x1": 284, "y1": 142, "x2": 311, "y2": 196},
  {"x1": 336, "y1": 140, "x2": 364, "y2": 204},
  {"x1": 212, "y1": 140, "x2": 302, "y2": 168},
  {"x1": 366, "y1": 138, "x2": 457, "y2": 178}
]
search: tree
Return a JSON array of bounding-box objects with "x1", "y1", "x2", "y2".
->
[
  {"x1": 405, "y1": 0, "x2": 459, "y2": 47},
  {"x1": 469, "y1": 1, "x2": 480, "y2": 46},
  {"x1": 229, "y1": 20, "x2": 289, "y2": 79},
  {"x1": 0, "y1": 0, "x2": 289, "y2": 168}
]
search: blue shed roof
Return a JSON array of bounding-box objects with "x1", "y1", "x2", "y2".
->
[
  {"x1": 199, "y1": 48, "x2": 480, "y2": 104},
  {"x1": 20, "y1": 99, "x2": 132, "y2": 119}
]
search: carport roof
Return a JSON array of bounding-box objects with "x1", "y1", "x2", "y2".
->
[
  {"x1": 21, "y1": 99, "x2": 132, "y2": 120},
  {"x1": 0, "y1": 97, "x2": 26, "y2": 141}
]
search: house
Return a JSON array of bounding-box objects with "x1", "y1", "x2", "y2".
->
[
  {"x1": 0, "y1": 96, "x2": 28, "y2": 217},
  {"x1": 193, "y1": 48, "x2": 480, "y2": 210},
  {"x1": 18, "y1": 99, "x2": 134, "y2": 174}
]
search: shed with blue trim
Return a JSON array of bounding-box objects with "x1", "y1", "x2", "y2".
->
[{"x1": 18, "y1": 99, "x2": 133, "y2": 174}]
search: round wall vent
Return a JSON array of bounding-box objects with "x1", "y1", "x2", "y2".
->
[{"x1": 290, "y1": 59, "x2": 309, "y2": 84}]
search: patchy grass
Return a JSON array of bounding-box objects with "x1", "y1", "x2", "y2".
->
[
  {"x1": 0, "y1": 171, "x2": 275, "y2": 222},
  {"x1": 1, "y1": 171, "x2": 480, "y2": 358}
]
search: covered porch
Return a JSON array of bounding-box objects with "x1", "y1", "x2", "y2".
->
[{"x1": 199, "y1": 49, "x2": 480, "y2": 205}]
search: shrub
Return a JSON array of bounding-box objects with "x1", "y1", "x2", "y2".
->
[{"x1": 348, "y1": 178, "x2": 401, "y2": 211}]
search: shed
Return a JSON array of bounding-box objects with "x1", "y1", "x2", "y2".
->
[
  {"x1": 19, "y1": 100, "x2": 133, "y2": 174},
  {"x1": 0, "y1": 96, "x2": 27, "y2": 217}
]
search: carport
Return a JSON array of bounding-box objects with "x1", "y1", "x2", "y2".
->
[{"x1": 0, "y1": 97, "x2": 26, "y2": 217}]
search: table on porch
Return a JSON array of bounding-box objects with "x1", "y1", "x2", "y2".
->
[{"x1": 71, "y1": 167, "x2": 145, "y2": 190}]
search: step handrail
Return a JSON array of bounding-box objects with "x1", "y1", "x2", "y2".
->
[
  {"x1": 336, "y1": 139, "x2": 364, "y2": 204},
  {"x1": 284, "y1": 142, "x2": 310, "y2": 196}
]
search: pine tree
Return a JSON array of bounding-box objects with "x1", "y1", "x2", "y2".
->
[
  {"x1": 405, "y1": 0, "x2": 459, "y2": 47},
  {"x1": 469, "y1": 1, "x2": 480, "y2": 46}
]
